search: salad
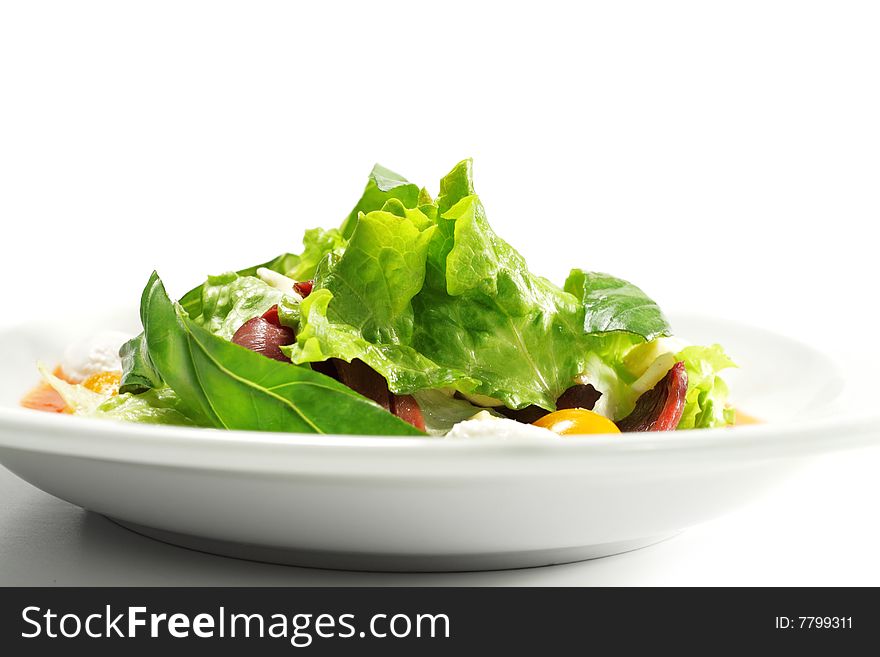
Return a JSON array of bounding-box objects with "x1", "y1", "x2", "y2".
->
[{"x1": 23, "y1": 159, "x2": 739, "y2": 438}]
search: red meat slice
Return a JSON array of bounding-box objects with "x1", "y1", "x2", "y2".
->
[
  {"x1": 615, "y1": 361, "x2": 688, "y2": 432},
  {"x1": 231, "y1": 317, "x2": 296, "y2": 363}
]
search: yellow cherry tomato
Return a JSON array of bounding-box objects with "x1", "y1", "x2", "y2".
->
[{"x1": 533, "y1": 408, "x2": 621, "y2": 435}]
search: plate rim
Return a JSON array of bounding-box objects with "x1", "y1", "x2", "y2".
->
[
  {"x1": 1, "y1": 311, "x2": 877, "y2": 476},
  {"x1": 2, "y1": 406, "x2": 878, "y2": 477}
]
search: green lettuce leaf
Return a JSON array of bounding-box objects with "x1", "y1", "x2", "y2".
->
[
  {"x1": 435, "y1": 158, "x2": 475, "y2": 213},
  {"x1": 287, "y1": 288, "x2": 471, "y2": 393},
  {"x1": 285, "y1": 209, "x2": 473, "y2": 393},
  {"x1": 179, "y1": 252, "x2": 298, "y2": 318},
  {"x1": 96, "y1": 388, "x2": 198, "y2": 425},
  {"x1": 38, "y1": 364, "x2": 196, "y2": 426},
  {"x1": 410, "y1": 192, "x2": 587, "y2": 409},
  {"x1": 579, "y1": 336, "x2": 737, "y2": 426},
  {"x1": 284, "y1": 227, "x2": 347, "y2": 282},
  {"x1": 340, "y1": 164, "x2": 421, "y2": 239},
  {"x1": 289, "y1": 159, "x2": 589, "y2": 410},
  {"x1": 194, "y1": 273, "x2": 287, "y2": 340},
  {"x1": 675, "y1": 344, "x2": 736, "y2": 429},
  {"x1": 119, "y1": 158, "x2": 737, "y2": 433},
  {"x1": 315, "y1": 209, "x2": 436, "y2": 342}
]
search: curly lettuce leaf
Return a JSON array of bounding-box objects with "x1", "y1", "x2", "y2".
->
[
  {"x1": 289, "y1": 159, "x2": 589, "y2": 410},
  {"x1": 285, "y1": 209, "x2": 474, "y2": 393},
  {"x1": 179, "y1": 252, "x2": 299, "y2": 319},
  {"x1": 340, "y1": 164, "x2": 421, "y2": 239},
  {"x1": 675, "y1": 344, "x2": 736, "y2": 429},
  {"x1": 289, "y1": 289, "x2": 470, "y2": 392},
  {"x1": 284, "y1": 227, "x2": 347, "y2": 282},
  {"x1": 435, "y1": 158, "x2": 476, "y2": 213},
  {"x1": 97, "y1": 388, "x2": 198, "y2": 425},
  {"x1": 195, "y1": 273, "x2": 288, "y2": 340},
  {"x1": 317, "y1": 209, "x2": 436, "y2": 342},
  {"x1": 411, "y1": 193, "x2": 587, "y2": 409},
  {"x1": 580, "y1": 336, "x2": 737, "y2": 426},
  {"x1": 119, "y1": 157, "x2": 737, "y2": 432},
  {"x1": 38, "y1": 364, "x2": 196, "y2": 426}
]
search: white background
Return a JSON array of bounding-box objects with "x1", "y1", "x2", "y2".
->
[{"x1": 0, "y1": 1, "x2": 878, "y2": 585}]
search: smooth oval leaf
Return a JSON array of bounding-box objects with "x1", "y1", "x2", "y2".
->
[
  {"x1": 143, "y1": 272, "x2": 222, "y2": 426},
  {"x1": 564, "y1": 269, "x2": 672, "y2": 341},
  {"x1": 145, "y1": 273, "x2": 422, "y2": 435}
]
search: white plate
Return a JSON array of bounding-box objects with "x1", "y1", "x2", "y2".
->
[{"x1": 0, "y1": 310, "x2": 876, "y2": 571}]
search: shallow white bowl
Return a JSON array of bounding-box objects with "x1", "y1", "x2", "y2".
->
[{"x1": 0, "y1": 310, "x2": 876, "y2": 571}]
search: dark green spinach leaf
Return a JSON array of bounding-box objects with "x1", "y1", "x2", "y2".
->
[
  {"x1": 143, "y1": 273, "x2": 423, "y2": 435},
  {"x1": 121, "y1": 252, "x2": 298, "y2": 394},
  {"x1": 564, "y1": 269, "x2": 672, "y2": 341}
]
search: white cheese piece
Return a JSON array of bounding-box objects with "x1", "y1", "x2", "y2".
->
[
  {"x1": 631, "y1": 352, "x2": 677, "y2": 394},
  {"x1": 622, "y1": 336, "x2": 689, "y2": 378},
  {"x1": 446, "y1": 410, "x2": 558, "y2": 439},
  {"x1": 256, "y1": 267, "x2": 302, "y2": 300},
  {"x1": 61, "y1": 330, "x2": 132, "y2": 382}
]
